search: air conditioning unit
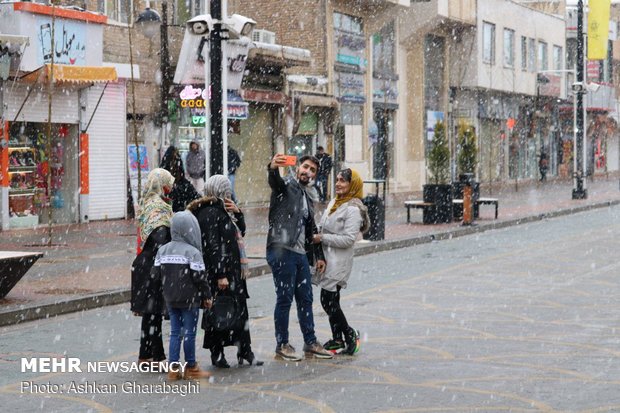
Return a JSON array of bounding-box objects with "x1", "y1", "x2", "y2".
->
[{"x1": 252, "y1": 29, "x2": 276, "y2": 45}]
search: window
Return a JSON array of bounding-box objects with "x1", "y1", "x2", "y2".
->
[
  {"x1": 503, "y1": 29, "x2": 515, "y2": 67},
  {"x1": 97, "y1": 0, "x2": 132, "y2": 24},
  {"x1": 521, "y1": 36, "x2": 527, "y2": 71},
  {"x1": 538, "y1": 41, "x2": 548, "y2": 71},
  {"x1": 528, "y1": 38, "x2": 536, "y2": 72},
  {"x1": 174, "y1": 0, "x2": 205, "y2": 25},
  {"x1": 553, "y1": 45, "x2": 562, "y2": 71},
  {"x1": 334, "y1": 11, "x2": 364, "y2": 34},
  {"x1": 373, "y1": 22, "x2": 396, "y2": 75},
  {"x1": 482, "y1": 22, "x2": 495, "y2": 64}
]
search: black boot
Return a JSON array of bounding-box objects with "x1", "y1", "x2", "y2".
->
[
  {"x1": 211, "y1": 350, "x2": 230, "y2": 368},
  {"x1": 237, "y1": 351, "x2": 264, "y2": 366}
]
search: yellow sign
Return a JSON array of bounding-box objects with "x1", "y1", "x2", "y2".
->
[{"x1": 588, "y1": 0, "x2": 611, "y2": 60}]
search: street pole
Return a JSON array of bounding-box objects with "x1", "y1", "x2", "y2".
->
[
  {"x1": 573, "y1": 0, "x2": 587, "y2": 199},
  {"x1": 210, "y1": 0, "x2": 224, "y2": 175},
  {"x1": 160, "y1": 1, "x2": 170, "y2": 138}
]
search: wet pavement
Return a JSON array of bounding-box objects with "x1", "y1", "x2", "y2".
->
[{"x1": 1, "y1": 175, "x2": 619, "y2": 325}]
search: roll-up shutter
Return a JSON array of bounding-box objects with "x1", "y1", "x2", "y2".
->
[
  {"x1": 84, "y1": 82, "x2": 126, "y2": 220},
  {"x1": 3, "y1": 85, "x2": 79, "y2": 123}
]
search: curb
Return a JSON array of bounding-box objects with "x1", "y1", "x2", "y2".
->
[{"x1": 1, "y1": 199, "x2": 618, "y2": 327}]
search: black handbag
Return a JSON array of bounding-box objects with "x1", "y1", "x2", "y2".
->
[{"x1": 203, "y1": 293, "x2": 243, "y2": 332}]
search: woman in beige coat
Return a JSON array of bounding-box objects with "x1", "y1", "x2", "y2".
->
[{"x1": 312, "y1": 168, "x2": 369, "y2": 355}]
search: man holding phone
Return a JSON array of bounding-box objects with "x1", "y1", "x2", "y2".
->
[{"x1": 266, "y1": 154, "x2": 332, "y2": 361}]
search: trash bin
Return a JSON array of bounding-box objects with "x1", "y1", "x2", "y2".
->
[{"x1": 362, "y1": 195, "x2": 385, "y2": 241}]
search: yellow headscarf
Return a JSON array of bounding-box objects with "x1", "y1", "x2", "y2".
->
[{"x1": 329, "y1": 168, "x2": 364, "y2": 215}]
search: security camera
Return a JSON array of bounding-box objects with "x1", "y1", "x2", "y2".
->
[
  {"x1": 223, "y1": 14, "x2": 256, "y2": 38},
  {"x1": 571, "y1": 82, "x2": 584, "y2": 93},
  {"x1": 187, "y1": 14, "x2": 213, "y2": 35}
]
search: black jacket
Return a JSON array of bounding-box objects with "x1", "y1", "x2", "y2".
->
[
  {"x1": 187, "y1": 196, "x2": 249, "y2": 299},
  {"x1": 130, "y1": 226, "x2": 171, "y2": 314},
  {"x1": 170, "y1": 177, "x2": 200, "y2": 212},
  {"x1": 266, "y1": 166, "x2": 324, "y2": 264},
  {"x1": 316, "y1": 153, "x2": 333, "y2": 177}
]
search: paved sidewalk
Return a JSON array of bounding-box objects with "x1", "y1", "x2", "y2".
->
[{"x1": 1, "y1": 176, "x2": 619, "y2": 325}]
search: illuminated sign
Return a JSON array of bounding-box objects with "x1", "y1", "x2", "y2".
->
[{"x1": 178, "y1": 86, "x2": 249, "y2": 122}]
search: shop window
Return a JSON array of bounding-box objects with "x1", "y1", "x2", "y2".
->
[
  {"x1": 340, "y1": 104, "x2": 362, "y2": 125},
  {"x1": 7, "y1": 122, "x2": 77, "y2": 227},
  {"x1": 373, "y1": 22, "x2": 395, "y2": 76},
  {"x1": 97, "y1": 0, "x2": 132, "y2": 24},
  {"x1": 297, "y1": 113, "x2": 318, "y2": 136}
]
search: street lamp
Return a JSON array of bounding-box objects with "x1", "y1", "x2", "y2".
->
[
  {"x1": 573, "y1": 0, "x2": 587, "y2": 199},
  {"x1": 136, "y1": 1, "x2": 171, "y2": 130}
]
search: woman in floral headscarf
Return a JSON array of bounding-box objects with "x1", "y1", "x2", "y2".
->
[
  {"x1": 187, "y1": 175, "x2": 263, "y2": 368},
  {"x1": 131, "y1": 168, "x2": 175, "y2": 365},
  {"x1": 312, "y1": 168, "x2": 369, "y2": 356}
]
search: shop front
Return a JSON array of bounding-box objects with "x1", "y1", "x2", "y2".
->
[{"x1": 0, "y1": 3, "x2": 123, "y2": 230}]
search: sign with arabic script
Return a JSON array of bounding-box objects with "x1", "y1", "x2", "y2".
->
[{"x1": 37, "y1": 17, "x2": 86, "y2": 66}]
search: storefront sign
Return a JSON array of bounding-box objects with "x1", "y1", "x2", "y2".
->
[
  {"x1": 173, "y1": 30, "x2": 250, "y2": 89},
  {"x1": 37, "y1": 17, "x2": 86, "y2": 66},
  {"x1": 335, "y1": 72, "x2": 365, "y2": 104},
  {"x1": 0, "y1": 3, "x2": 104, "y2": 71},
  {"x1": 333, "y1": 11, "x2": 367, "y2": 104},
  {"x1": 178, "y1": 87, "x2": 249, "y2": 122}
]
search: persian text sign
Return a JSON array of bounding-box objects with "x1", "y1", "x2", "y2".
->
[{"x1": 37, "y1": 17, "x2": 86, "y2": 66}]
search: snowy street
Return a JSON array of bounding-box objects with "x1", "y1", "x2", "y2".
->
[{"x1": 1, "y1": 206, "x2": 619, "y2": 412}]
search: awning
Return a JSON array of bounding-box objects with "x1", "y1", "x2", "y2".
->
[
  {"x1": 20, "y1": 64, "x2": 118, "y2": 86},
  {"x1": 293, "y1": 94, "x2": 339, "y2": 135},
  {"x1": 297, "y1": 94, "x2": 339, "y2": 110}
]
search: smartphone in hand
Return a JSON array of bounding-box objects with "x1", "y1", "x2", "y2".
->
[{"x1": 283, "y1": 155, "x2": 297, "y2": 166}]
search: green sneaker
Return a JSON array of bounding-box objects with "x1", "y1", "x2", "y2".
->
[{"x1": 323, "y1": 338, "x2": 345, "y2": 354}]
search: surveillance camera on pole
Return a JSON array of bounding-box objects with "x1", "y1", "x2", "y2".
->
[
  {"x1": 222, "y1": 14, "x2": 256, "y2": 39},
  {"x1": 187, "y1": 14, "x2": 214, "y2": 35},
  {"x1": 572, "y1": 82, "x2": 585, "y2": 94}
]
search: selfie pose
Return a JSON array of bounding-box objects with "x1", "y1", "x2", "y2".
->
[{"x1": 313, "y1": 168, "x2": 369, "y2": 355}]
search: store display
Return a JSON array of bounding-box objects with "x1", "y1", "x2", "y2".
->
[{"x1": 6, "y1": 122, "x2": 71, "y2": 227}]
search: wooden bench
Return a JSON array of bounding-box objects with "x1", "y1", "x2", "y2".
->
[
  {"x1": 404, "y1": 200, "x2": 434, "y2": 223},
  {"x1": 453, "y1": 198, "x2": 499, "y2": 219}
]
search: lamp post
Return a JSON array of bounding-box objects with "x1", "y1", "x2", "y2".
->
[
  {"x1": 136, "y1": 1, "x2": 170, "y2": 134},
  {"x1": 210, "y1": 0, "x2": 224, "y2": 175},
  {"x1": 573, "y1": 0, "x2": 587, "y2": 199}
]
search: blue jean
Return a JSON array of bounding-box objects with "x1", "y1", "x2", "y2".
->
[
  {"x1": 267, "y1": 247, "x2": 316, "y2": 346},
  {"x1": 167, "y1": 307, "x2": 200, "y2": 367}
]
